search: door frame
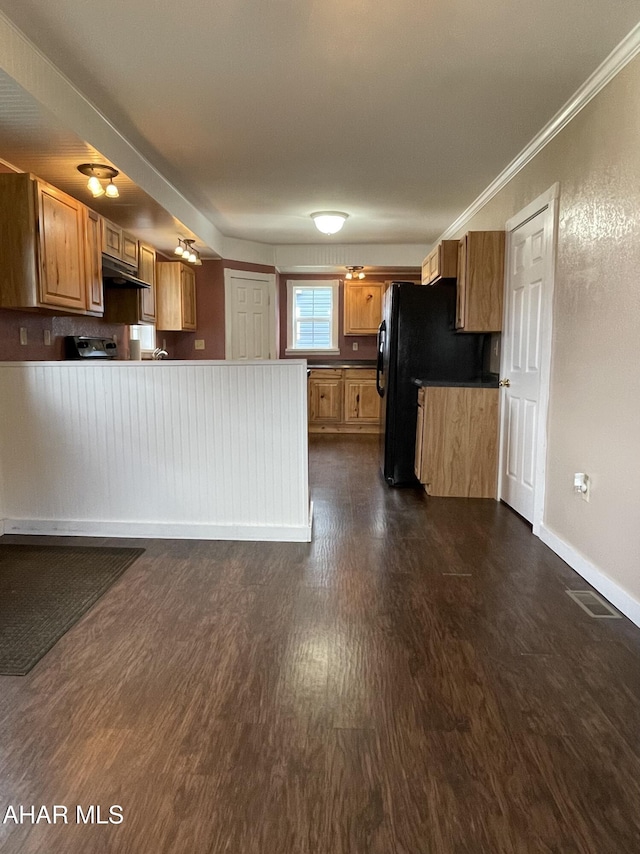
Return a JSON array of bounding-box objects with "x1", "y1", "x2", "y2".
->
[
  {"x1": 224, "y1": 268, "x2": 277, "y2": 360},
  {"x1": 498, "y1": 182, "x2": 559, "y2": 536}
]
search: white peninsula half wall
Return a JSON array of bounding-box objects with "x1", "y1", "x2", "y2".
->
[{"x1": 0, "y1": 360, "x2": 311, "y2": 542}]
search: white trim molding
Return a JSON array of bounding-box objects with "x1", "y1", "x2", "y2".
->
[
  {"x1": 286, "y1": 279, "x2": 340, "y2": 355},
  {"x1": 539, "y1": 524, "x2": 640, "y2": 629},
  {"x1": 439, "y1": 23, "x2": 640, "y2": 241}
]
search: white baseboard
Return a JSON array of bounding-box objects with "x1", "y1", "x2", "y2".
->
[
  {"x1": 539, "y1": 523, "x2": 640, "y2": 628},
  {"x1": 2, "y1": 517, "x2": 313, "y2": 543}
]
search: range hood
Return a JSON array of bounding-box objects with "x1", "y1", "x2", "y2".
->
[{"x1": 102, "y1": 256, "x2": 150, "y2": 289}]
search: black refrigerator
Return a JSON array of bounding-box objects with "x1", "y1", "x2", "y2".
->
[{"x1": 376, "y1": 281, "x2": 490, "y2": 485}]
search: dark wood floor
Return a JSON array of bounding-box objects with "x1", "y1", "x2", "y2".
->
[{"x1": 2, "y1": 435, "x2": 640, "y2": 853}]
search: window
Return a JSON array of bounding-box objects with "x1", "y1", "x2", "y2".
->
[
  {"x1": 129, "y1": 324, "x2": 156, "y2": 354},
  {"x1": 286, "y1": 279, "x2": 339, "y2": 354}
]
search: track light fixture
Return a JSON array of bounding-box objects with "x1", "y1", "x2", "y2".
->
[
  {"x1": 345, "y1": 266, "x2": 365, "y2": 280},
  {"x1": 174, "y1": 237, "x2": 202, "y2": 265},
  {"x1": 77, "y1": 163, "x2": 119, "y2": 199}
]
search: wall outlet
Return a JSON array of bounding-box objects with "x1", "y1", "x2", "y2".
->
[
  {"x1": 44, "y1": 330, "x2": 52, "y2": 346},
  {"x1": 352, "y1": 342, "x2": 359, "y2": 351},
  {"x1": 19, "y1": 327, "x2": 27, "y2": 345},
  {"x1": 573, "y1": 472, "x2": 590, "y2": 502},
  {"x1": 194, "y1": 339, "x2": 205, "y2": 350}
]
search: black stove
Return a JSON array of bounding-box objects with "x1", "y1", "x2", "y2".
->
[{"x1": 64, "y1": 336, "x2": 118, "y2": 360}]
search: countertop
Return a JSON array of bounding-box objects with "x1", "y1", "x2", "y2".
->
[
  {"x1": 307, "y1": 360, "x2": 376, "y2": 370},
  {"x1": 413, "y1": 374, "x2": 499, "y2": 389}
]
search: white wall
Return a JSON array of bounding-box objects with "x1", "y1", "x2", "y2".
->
[
  {"x1": 0, "y1": 360, "x2": 311, "y2": 542},
  {"x1": 449, "y1": 55, "x2": 640, "y2": 620}
]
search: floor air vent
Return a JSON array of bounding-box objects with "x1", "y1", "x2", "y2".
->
[{"x1": 566, "y1": 589, "x2": 622, "y2": 619}]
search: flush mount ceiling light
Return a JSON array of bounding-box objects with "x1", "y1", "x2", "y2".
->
[
  {"x1": 77, "y1": 163, "x2": 119, "y2": 199},
  {"x1": 311, "y1": 211, "x2": 348, "y2": 235},
  {"x1": 174, "y1": 237, "x2": 202, "y2": 266},
  {"x1": 345, "y1": 266, "x2": 365, "y2": 280}
]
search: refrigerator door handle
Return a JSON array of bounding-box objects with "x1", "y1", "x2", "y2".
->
[{"x1": 376, "y1": 319, "x2": 386, "y2": 397}]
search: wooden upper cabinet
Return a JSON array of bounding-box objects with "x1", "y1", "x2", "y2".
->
[
  {"x1": 0, "y1": 173, "x2": 93, "y2": 314},
  {"x1": 101, "y1": 217, "x2": 138, "y2": 268},
  {"x1": 180, "y1": 265, "x2": 197, "y2": 330},
  {"x1": 456, "y1": 231, "x2": 505, "y2": 332},
  {"x1": 84, "y1": 208, "x2": 104, "y2": 315},
  {"x1": 138, "y1": 243, "x2": 157, "y2": 323},
  {"x1": 344, "y1": 281, "x2": 384, "y2": 335},
  {"x1": 103, "y1": 241, "x2": 156, "y2": 326},
  {"x1": 421, "y1": 240, "x2": 459, "y2": 285},
  {"x1": 102, "y1": 218, "x2": 123, "y2": 259},
  {"x1": 37, "y1": 182, "x2": 87, "y2": 311},
  {"x1": 156, "y1": 261, "x2": 197, "y2": 331}
]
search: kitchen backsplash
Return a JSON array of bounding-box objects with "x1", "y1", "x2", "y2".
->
[{"x1": 0, "y1": 308, "x2": 127, "y2": 360}]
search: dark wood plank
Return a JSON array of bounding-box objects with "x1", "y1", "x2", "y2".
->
[{"x1": 1, "y1": 434, "x2": 640, "y2": 852}]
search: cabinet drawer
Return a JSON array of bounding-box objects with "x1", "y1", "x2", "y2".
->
[
  {"x1": 309, "y1": 368, "x2": 343, "y2": 379},
  {"x1": 344, "y1": 368, "x2": 376, "y2": 380}
]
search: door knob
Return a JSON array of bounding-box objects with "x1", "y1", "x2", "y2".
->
[{"x1": 499, "y1": 378, "x2": 511, "y2": 387}]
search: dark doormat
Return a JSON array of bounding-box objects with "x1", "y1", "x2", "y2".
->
[{"x1": 0, "y1": 544, "x2": 144, "y2": 675}]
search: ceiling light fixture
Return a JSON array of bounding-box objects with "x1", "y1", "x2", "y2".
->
[
  {"x1": 180, "y1": 238, "x2": 201, "y2": 265},
  {"x1": 77, "y1": 163, "x2": 119, "y2": 199},
  {"x1": 311, "y1": 211, "x2": 348, "y2": 235},
  {"x1": 345, "y1": 266, "x2": 365, "y2": 280}
]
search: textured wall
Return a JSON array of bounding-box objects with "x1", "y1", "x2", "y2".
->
[{"x1": 450, "y1": 55, "x2": 640, "y2": 602}]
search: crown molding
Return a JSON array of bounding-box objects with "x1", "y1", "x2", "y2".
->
[{"x1": 439, "y1": 22, "x2": 640, "y2": 241}]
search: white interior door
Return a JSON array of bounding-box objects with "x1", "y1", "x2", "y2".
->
[
  {"x1": 224, "y1": 270, "x2": 276, "y2": 360},
  {"x1": 500, "y1": 187, "x2": 557, "y2": 525}
]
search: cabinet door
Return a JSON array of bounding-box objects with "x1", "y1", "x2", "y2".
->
[
  {"x1": 102, "y1": 218, "x2": 123, "y2": 259},
  {"x1": 122, "y1": 232, "x2": 139, "y2": 268},
  {"x1": 456, "y1": 236, "x2": 467, "y2": 329},
  {"x1": 309, "y1": 379, "x2": 342, "y2": 422},
  {"x1": 36, "y1": 183, "x2": 87, "y2": 310},
  {"x1": 343, "y1": 379, "x2": 380, "y2": 423},
  {"x1": 344, "y1": 282, "x2": 383, "y2": 335},
  {"x1": 138, "y1": 243, "x2": 156, "y2": 323},
  {"x1": 415, "y1": 389, "x2": 425, "y2": 481},
  {"x1": 84, "y1": 208, "x2": 104, "y2": 314},
  {"x1": 180, "y1": 266, "x2": 197, "y2": 330},
  {"x1": 429, "y1": 249, "x2": 439, "y2": 282},
  {"x1": 421, "y1": 386, "x2": 498, "y2": 497},
  {"x1": 456, "y1": 231, "x2": 504, "y2": 332}
]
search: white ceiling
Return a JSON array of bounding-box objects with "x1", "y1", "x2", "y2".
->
[{"x1": 0, "y1": 1, "x2": 638, "y2": 254}]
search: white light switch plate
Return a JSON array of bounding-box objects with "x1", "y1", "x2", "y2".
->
[{"x1": 194, "y1": 339, "x2": 205, "y2": 350}]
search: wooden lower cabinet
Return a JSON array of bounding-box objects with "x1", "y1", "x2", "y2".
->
[
  {"x1": 415, "y1": 385, "x2": 498, "y2": 497},
  {"x1": 308, "y1": 370, "x2": 342, "y2": 424},
  {"x1": 308, "y1": 368, "x2": 381, "y2": 433}
]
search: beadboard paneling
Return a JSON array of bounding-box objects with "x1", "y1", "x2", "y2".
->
[{"x1": 0, "y1": 360, "x2": 311, "y2": 541}]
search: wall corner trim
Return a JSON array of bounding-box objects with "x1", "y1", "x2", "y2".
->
[
  {"x1": 539, "y1": 523, "x2": 640, "y2": 629},
  {"x1": 438, "y1": 22, "x2": 640, "y2": 241}
]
